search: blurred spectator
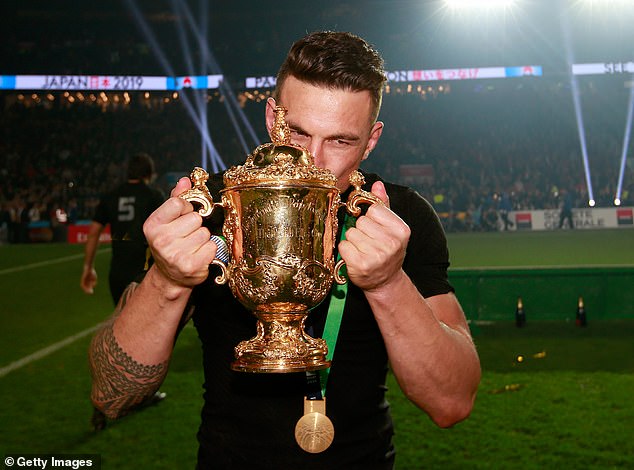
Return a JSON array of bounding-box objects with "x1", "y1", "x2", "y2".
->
[
  {"x1": 0, "y1": 203, "x2": 11, "y2": 244},
  {"x1": 80, "y1": 152, "x2": 165, "y2": 305},
  {"x1": 499, "y1": 192, "x2": 514, "y2": 231},
  {"x1": 1, "y1": 77, "x2": 632, "y2": 234},
  {"x1": 558, "y1": 188, "x2": 575, "y2": 229}
]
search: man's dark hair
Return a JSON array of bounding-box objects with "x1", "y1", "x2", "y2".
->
[
  {"x1": 127, "y1": 152, "x2": 155, "y2": 181},
  {"x1": 274, "y1": 31, "x2": 387, "y2": 122}
]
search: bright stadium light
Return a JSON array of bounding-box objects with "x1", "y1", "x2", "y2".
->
[
  {"x1": 578, "y1": 0, "x2": 631, "y2": 5},
  {"x1": 561, "y1": 6, "x2": 596, "y2": 210},
  {"x1": 572, "y1": 0, "x2": 634, "y2": 16},
  {"x1": 614, "y1": 86, "x2": 634, "y2": 207},
  {"x1": 445, "y1": 0, "x2": 518, "y2": 8}
]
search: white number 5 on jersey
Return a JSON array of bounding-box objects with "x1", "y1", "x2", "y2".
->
[{"x1": 118, "y1": 197, "x2": 136, "y2": 222}]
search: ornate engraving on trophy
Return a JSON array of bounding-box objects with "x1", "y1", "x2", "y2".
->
[
  {"x1": 246, "y1": 196, "x2": 320, "y2": 244},
  {"x1": 229, "y1": 257, "x2": 278, "y2": 305},
  {"x1": 292, "y1": 260, "x2": 330, "y2": 303}
]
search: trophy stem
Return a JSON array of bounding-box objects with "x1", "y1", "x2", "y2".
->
[{"x1": 231, "y1": 311, "x2": 330, "y2": 373}]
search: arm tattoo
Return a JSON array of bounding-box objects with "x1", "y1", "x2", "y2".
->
[{"x1": 89, "y1": 283, "x2": 169, "y2": 419}]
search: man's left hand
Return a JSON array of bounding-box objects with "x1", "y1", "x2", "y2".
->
[{"x1": 338, "y1": 181, "x2": 411, "y2": 292}]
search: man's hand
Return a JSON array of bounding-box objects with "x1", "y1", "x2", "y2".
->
[
  {"x1": 338, "y1": 181, "x2": 411, "y2": 292},
  {"x1": 80, "y1": 266, "x2": 98, "y2": 294},
  {"x1": 143, "y1": 177, "x2": 218, "y2": 289}
]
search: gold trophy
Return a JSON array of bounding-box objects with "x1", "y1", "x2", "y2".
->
[{"x1": 180, "y1": 106, "x2": 380, "y2": 373}]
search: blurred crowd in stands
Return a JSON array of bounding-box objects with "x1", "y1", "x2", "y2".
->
[
  {"x1": 0, "y1": 91, "x2": 248, "y2": 243},
  {"x1": 1, "y1": 78, "x2": 633, "y2": 242},
  {"x1": 369, "y1": 80, "x2": 633, "y2": 231},
  {"x1": 3, "y1": 2, "x2": 632, "y2": 241}
]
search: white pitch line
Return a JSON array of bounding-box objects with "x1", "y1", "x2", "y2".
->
[
  {"x1": 0, "y1": 248, "x2": 111, "y2": 276},
  {"x1": 0, "y1": 322, "x2": 104, "y2": 378},
  {"x1": 0, "y1": 248, "x2": 111, "y2": 377}
]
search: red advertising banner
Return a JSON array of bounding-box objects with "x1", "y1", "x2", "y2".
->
[{"x1": 67, "y1": 224, "x2": 111, "y2": 244}]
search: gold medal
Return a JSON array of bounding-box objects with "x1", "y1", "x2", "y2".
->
[{"x1": 295, "y1": 397, "x2": 335, "y2": 453}]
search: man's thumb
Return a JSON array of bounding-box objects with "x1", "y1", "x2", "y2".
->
[
  {"x1": 170, "y1": 176, "x2": 192, "y2": 198},
  {"x1": 371, "y1": 181, "x2": 390, "y2": 207}
]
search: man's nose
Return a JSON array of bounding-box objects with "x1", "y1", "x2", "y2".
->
[{"x1": 307, "y1": 141, "x2": 324, "y2": 167}]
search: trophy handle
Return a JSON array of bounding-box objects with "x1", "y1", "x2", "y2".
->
[
  {"x1": 335, "y1": 171, "x2": 384, "y2": 284},
  {"x1": 179, "y1": 168, "x2": 230, "y2": 285},
  {"x1": 334, "y1": 259, "x2": 347, "y2": 285},
  {"x1": 344, "y1": 170, "x2": 383, "y2": 217},
  {"x1": 211, "y1": 259, "x2": 228, "y2": 285},
  {"x1": 178, "y1": 167, "x2": 220, "y2": 217}
]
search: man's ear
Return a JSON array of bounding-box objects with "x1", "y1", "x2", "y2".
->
[
  {"x1": 265, "y1": 97, "x2": 278, "y2": 137},
  {"x1": 363, "y1": 121, "x2": 384, "y2": 160}
]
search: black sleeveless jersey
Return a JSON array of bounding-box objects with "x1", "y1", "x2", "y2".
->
[
  {"x1": 93, "y1": 181, "x2": 164, "y2": 300},
  {"x1": 191, "y1": 171, "x2": 453, "y2": 469}
]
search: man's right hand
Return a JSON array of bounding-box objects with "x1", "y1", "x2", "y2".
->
[
  {"x1": 80, "y1": 266, "x2": 98, "y2": 294},
  {"x1": 143, "y1": 177, "x2": 218, "y2": 289}
]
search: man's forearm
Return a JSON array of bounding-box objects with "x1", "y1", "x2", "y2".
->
[
  {"x1": 365, "y1": 271, "x2": 481, "y2": 428},
  {"x1": 88, "y1": 269, "x2": 193, "y2": 418},
  {"x1": 83, "y1": 222, "x2": 103, "y2": 268},
  {"x1": 89, "y1": 320, "x2": 168, "y2": 419}
]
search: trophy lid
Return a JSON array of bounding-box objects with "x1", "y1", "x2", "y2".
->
[{"x1": 223, "y1": 106, "x2": 338, "y2": 188}]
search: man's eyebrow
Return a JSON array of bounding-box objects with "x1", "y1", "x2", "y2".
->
[
  {"x1": 327, "y1": 132, "x2": 360, "y2": 142},
  {"x1": 287, "y1": 122, "x2": 309, "y2": 135},
  {"x1": 287, "y1": 121, "x2": 360, "y2": 142}
]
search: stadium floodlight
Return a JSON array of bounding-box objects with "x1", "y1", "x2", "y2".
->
[
  {"x1": 123, "y1": 0, "x2": 230, "y2": 172},
  {"x1": 445, "y1": 0, "x2": 518, "y2": 8},
  {"x1": 614, "y1": 86, "x2": 634, "y2": 207},
  {"x1": 572, "y1": 0, "x2": 634, "y2": 17},
  {"x1": 577, "y1": 0, "x2": 632, "y2": 5},
  {"x1": 561, "y1": 6, "x2": 596, "y2": 209}
]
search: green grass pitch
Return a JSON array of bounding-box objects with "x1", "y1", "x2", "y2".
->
[{"x1": 1, "y1": 229, "x2": 633, "y2": 468}]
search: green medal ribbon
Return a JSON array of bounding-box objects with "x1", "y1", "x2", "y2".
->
[{"x1": 308, "y1": 213, "x2": 356, "y2": 398}]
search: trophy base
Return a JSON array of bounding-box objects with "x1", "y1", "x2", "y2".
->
[{"x1": 231, "y1": 311, "x2": 331, "y2": 373}]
